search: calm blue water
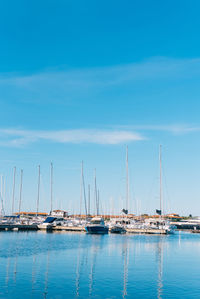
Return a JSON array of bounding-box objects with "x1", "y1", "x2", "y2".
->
[{"x1": 0, "y1": 231, "x2": 200, "y2": 298}]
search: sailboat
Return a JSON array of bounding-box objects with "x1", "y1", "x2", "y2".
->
[
  {"x1": 85, "y1": 170, "x2": 108, "y2": 234},
  {"x1": 110, "y1": 146, "x2": 129, "y2": 234},
  {"x1": 145, "y1": 145, "x2": 174, "y2": 234}
]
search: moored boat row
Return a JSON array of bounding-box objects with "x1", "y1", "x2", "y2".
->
[{"x1": 0, "y1": 214, "x2": 175, "y2": 234}]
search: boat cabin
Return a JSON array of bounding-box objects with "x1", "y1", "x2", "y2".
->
[
  {"x1": 145, "y1": 218, "x2": 168, "y2": 227},
  {"x1": 91, "y1": 217, "x2": 105, "y2": 225}
]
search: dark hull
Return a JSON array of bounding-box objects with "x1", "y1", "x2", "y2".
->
[
  {"x1": 85, "y1": 225, "x2": 108, "y2": 234},
  {"x1": 175, "y1": 224, "x2": 200, "y2": 230},
  {"x1": 110, "y1": 226, "x2": 126, "y2": 234}
]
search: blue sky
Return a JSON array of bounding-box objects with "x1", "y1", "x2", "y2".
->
[{"x1": 1, "y1": 0, "x2": 200, "y2": 215}]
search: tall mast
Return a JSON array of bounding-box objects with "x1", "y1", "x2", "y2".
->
[
  {"x1": 81, "y1": 161, "x2": 87, "y2": 216},
  {"x1": 126, "y1": 146, "x2": 129, "y2": 213},
  {"x1": 0, "y1": 175, "x2": 3, "y2": 216},
  {"x1": 1, "y1": 175, "x2": 2, "y2": 204},
  {"x1": 88, "y1": 184, "x2": 90, "y2": 216},
  {"x1": 18, "y1": 169, "x2": 23, "y2": 214},
  {"x1": 159, "y1": 145, "x2": 162, "y2": 217},
  {"x1": 11, "y1": 167, "x2": 16, "y2": 215},
  {"x1": 50, "y1": 162, "x2": 53, "y2": 214},
  {"x1": 36, "y1": 165, "x2": 40, "y2": 216},
  {"x1": 3, "y1": 177, "x2": 5, "y2": 215},
  {"x1": 94, "y1": 169, "x2": 98, "y2": 215},
  {"x1": 80, "y1": 162, "x2": 83, "y2": 216},
  {"x1": 97, "y1": 189, "x2": 100, "y2": 216}
]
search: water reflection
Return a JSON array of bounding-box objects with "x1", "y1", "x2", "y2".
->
[
  {"x1": 13, "y1": 254, "x2": 18, "y2": 284},
  {"x1": 88, "y1": 236, "x2": 101, "y2": 297},
  {"x1": 73, "y1": 234, "x2": 112, "y2": 298},
  {"x1": 5, "y1": 240, "x2": 13, "y2": 290},
  {"x1": 156, "y1": 237, "x2": 164, "y2": 299},
  {"x1": 71, "y1": 234, "x2": 163, "y2": 298},
  {"x1": 75, "y1": 237, "x2": 82, "y2": 297},
  {"x1": 30, "y1": 234, "x2": 52, "y2": 299},
  {"x1": 31, "y1": 255, "x2": 37, "y2": 296},
  {"x1": 1, "y1": 232, "x2": 200, "y2": 299},
  {"x1": 122, "y1": 238, "x2": 129, "y2": 299},
  {"x1": 43, "y1": 250, "x2": 50, "y2": 299},
  {"x1": 5, "y1": 253, "x2": 10, "y2": 287}
]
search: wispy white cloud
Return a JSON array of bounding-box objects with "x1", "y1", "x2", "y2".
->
[
  {"x1": 0, "y1": 123, "x2": 200, "y2": 147},
  {"x1": 118, "y1": 124, "x2": 200, "y2": 135},
  {"x1": 1, "y1": 57, "x2": 200, "y2": 105},
  {"x1": 0, "y1": 128, "x2": 144, "y2": 147},
  {"x1": 0, "y1": 123, "x2": 199, "y2": 148}
]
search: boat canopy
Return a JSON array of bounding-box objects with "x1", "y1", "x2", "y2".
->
[{"x1": 43, "y1": 217, "x2": 57, "y2": 223}]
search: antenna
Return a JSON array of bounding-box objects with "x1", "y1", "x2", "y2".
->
[
  {"x1": 18, "y1": 169, "x2": 23, "y2": 214},
  {"x1": 36, "y1": 165, "x2": 40, "y2": 216},
  {"x1": 12, "y1": 167, "x2": 16, "y2": 215}
]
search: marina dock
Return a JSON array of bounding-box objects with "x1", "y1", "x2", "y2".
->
[
  {"x1": 0, "y1": 224, "x2": 38, "y2": 231},
  {"x1": 0, "y1": 224, "x2": 85, "y2": 232},
  {"x1": 126, "y1": 228, "x2": 169, "y2": 234},
  {"x1": 0, "y1": 224, "x2": 170, "y2": 234},
  {"x1": 52, "y1": 226, "x2": 85, "y2": 232},
  {"x1": 52, "y1": 227, "x2": 169, "y2": 234},
  {"x1": 192, "y1": 229, "x2": 200, "y2": 233}
]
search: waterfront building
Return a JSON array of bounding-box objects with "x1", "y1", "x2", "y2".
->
[{"x1": 51, "y1": 209, "x2": 68, "y2": 218}]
